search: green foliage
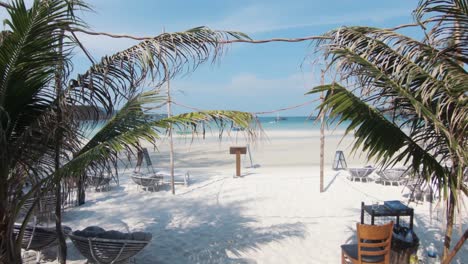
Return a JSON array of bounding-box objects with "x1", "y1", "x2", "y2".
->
[
  {"x1": 307, "y1": 0, "x2": 468, "y2": 259},
  {"x1": 0, "y1": 0, "x2": 256, "y2": 262}
]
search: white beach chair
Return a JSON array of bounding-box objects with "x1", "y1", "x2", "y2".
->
[
  {"x1": 405, "y1": 179, "x2": 436, "y2": 202},
  {"x1": 376, "y1": 168, "x2": 408, "y2": 186},
  {"x1": 134, "y1": 148, "x2": 190, "y2": 187},
  {"x1": 347, "y1": 167, "x2": 375, "y2": 182}
]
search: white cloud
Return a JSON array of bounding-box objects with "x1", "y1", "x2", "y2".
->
[
  {"x1": 69, "y1": 3, "x2": 410, "y2": 59},
  {"x1": 206, "y1": 5, "x2": 410, "y2": 34},
  {"x1": 169, "y1": 72, "x2": 322, "y2": 115}
]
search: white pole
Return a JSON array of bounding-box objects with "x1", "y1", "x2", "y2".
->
[
  {"x1": 161, "y1": 28, "x2": 175, "y2": 195},
  {"x1": 167, "y1": 70, "x2": 175, "y2": 195},
  {"x1": 320, "y1": 70, "x2": 325, "y2": 193}
]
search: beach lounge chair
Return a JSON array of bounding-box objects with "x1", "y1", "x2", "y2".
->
[
  {"x1": 376, "y1": 168, "x2": 408, "y2": 186},
  {"x1": 19, "y1": 194, "x2": 57, "y2": 225},
  {"x1": 131, "y1": 174, "x2": 163, "y2": 192},
  {"x1": 341, "y1": 222, "x2": 393, "y2": 264},
  {"x1": 134, "y1": 148, "x2": 190, "y2": 187},
  {"x1": 14, "y1": 223, "x2": 71, "y2": 263},
  {"x1": 347, "y1": 167, "x2": 375, "y2": 182},
  {"x1": 406, "y1": 181, "x2": 434, "y2": 202},
  {"x1": 87, "y1": 175, "x2": 112, "y2": 191},
  {"x1": 69, "y1": 227, "x2": 151, "y2": 264}
]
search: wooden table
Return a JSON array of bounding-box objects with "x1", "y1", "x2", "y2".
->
[{"x1": 230, "y1": 146, "x2": 247, "y2": 177}]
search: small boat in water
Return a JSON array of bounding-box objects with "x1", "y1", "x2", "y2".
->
[{"x1": 275, "y1": 113, "x2": 287, "y2": 122}]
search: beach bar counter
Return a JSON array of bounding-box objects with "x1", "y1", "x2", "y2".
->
[{"x1": 360, "y1": 201, "x2": 419, "y2": 264}]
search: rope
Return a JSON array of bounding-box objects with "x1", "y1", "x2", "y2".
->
[{"x1": 172, "y1": 98, "x2": 321, "y2": 116}]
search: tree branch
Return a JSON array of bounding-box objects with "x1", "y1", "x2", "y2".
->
[{"x1": 442, "y1": 228, "x2": 468, "y2": 264}]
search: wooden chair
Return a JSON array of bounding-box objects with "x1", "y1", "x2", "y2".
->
[{"x1": 341, "y1": 222, "x2": 393, "y2": 264}]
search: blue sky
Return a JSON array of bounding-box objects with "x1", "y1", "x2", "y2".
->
[{"x1": 3, "y1": 0, "x2": 424, "y2": 116}]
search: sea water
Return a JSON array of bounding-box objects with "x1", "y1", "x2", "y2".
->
[{"x1": 80, "y1": 116, "x2": 351, "y2": 139}]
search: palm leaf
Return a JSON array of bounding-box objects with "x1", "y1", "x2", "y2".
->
[
  {"x1": 308, "y1": 84, "x2": 451, "y2": 194},
  {"x1": 68, "y1": 27, "x2": 252, "y2": 116},
  {"x1": 414, "y1": 0, "x2": 468, "y2": 63}
]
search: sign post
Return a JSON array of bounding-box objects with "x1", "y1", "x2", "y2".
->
[{"x1": 230, "y1": 146, "x2": 247, "y2": 177}]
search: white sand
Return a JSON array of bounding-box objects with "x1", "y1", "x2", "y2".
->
[{"x1": 45, "y1": 130, "x2": 467, "y2": 263}]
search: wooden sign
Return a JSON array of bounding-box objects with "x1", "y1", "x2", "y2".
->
[
  {"x1": 230, "y1": 146, "x2": 247, "y2": 155},
  {"x1": 229, "y1": 146, "x2": 247, "y2": 176}
]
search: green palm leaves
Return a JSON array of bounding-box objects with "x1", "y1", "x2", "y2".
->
[
  {"x1": 0, "y1": 0, "x2": 256, "y2": 262},
  {"x1": 308, "y1": 25, "x2": 467, "y2": 194},
  {"x1": 308, "y1": 0, "x2": 467, "y2": 260}
]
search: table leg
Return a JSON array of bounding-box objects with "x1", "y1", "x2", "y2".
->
[
  {"x1": 410, "y1": 209, "x2": 414, "y2": 230},
  {"x1": 361, "y1": 202, "x2": 365, "y2": 224}
]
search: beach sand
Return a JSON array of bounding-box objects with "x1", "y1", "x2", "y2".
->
[{"x1": 43, "y1": 129, "x2": 467, "y2": 263}]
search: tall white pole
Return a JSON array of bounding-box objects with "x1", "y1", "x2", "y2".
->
[
  {"x1": 161, "y1": 28, "x2": 175, "y2": 195},
  {"x1": 167, "y1": 70, "x2": 175, "y2": 195},
  {"x1": 319, "y1": 70, "x2": 325, "y2": 193}
]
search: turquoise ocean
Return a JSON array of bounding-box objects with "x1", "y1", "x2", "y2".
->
[{"x1": 81, "y1": 116, "x2": 351, "y2": 139}]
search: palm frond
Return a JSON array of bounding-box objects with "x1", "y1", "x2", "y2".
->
[
  {"x1": 157, "y1": 110, "x2": 259, "y2": 140},
  {"x1": 68, "y1": 27, "x2": 251, "y2": 115},
  {"x1": 314, "y1": 26, "x2": 467, "y2": 162},
  {"x1": 307, "y1": 83, "x2": 450, "y2": 191},
  {"x1": 414, "y1": 0, "x2": 468, "y2": 63}
]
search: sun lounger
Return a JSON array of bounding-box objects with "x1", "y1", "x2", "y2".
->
[
  {"x1": 69, "y1": 226, "x2": 151, "y2": 264},
  {"x1": 131, "y1": 173, "x2": 163, "y2": 192},
  {"x1": 376, "y1": 168, "x2": 408, "y2": 186},
  {"x1": 87, "y1": 175, "x2": 112, "y2": 191},
  {"x1": 14, "y1": 223, "x2": 71, "y2": 263},
  {"x1": 155, "y1": 170, "x2": 190, "y2": 186},
  {"x1": 347, "y1": 167, "x2": 375, "y2": 182},
  {"x1": 406, "y1": 181, "x2": 434, "y2": 202},
  {"x1": 19, "y1": 194, "x2": 57, "y2": 225},
  {"x1": 135, "y1": 148, "x2": 190, "y2": 187}
]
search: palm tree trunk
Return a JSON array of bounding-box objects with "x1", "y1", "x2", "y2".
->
[
  {"x1": 77, "y1": 173, "x2": 86, "y2": 205},
  {"x1": 443, "y1": 228, "x2": 468, "y2": 264},
  {"x1": 0, "y1": 151, "x2": 21, "y2": 263},
  {"x1": 54, "y1": 30, "x2": 67, "y2": 264},
  {"x1": 443, "y1": 191, "x2": 455, "y2": 259}
]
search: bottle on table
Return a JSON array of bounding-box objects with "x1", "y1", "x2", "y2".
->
[{"x1": 427, "y1": 242, "x2": 440, "y2": 264}]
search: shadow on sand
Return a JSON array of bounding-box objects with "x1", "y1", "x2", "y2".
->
[{"x1": 62, "y1": 191, "x2": 307, "y2": 264}]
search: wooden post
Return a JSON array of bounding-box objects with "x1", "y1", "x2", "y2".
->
[
  {"x1": 230, "y1": 147, "x2": 247, "y2": 176},
  {"x1": 319, "y1": 70, "x2": 325, "y2": 193},
  {"x1": 160, "y1": 31, "x2": 176, "y2": 195}
]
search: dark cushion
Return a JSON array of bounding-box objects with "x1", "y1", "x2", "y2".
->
[
  {"x1": 97, "y1": 230, "x2": 128, "y2": 240},
  {"x1": 131, "y1": 231, "x2": 152, "y2": 241},
  {"x1": 73, "y1": 226, "x2": 152, "y2": 242},
  {"x1": 341, "y1": 244, "x2": 385, "y2": 263}
]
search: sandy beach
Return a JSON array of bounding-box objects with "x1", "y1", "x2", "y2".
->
[{"x1": 45, "y1": 129, "x2": 467, "y2": 263}]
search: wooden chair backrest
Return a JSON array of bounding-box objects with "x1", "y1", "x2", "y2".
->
[{"x1": 356, "y1": 222, "x2": 393, "y2": 264}]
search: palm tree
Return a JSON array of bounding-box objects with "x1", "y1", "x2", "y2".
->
[
  {"x1": 0, "y1": 0, "x2": 255, "y2": 263},
  {"x1": 307, "y1": 0, "x2": 467, "y2": 262}
]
